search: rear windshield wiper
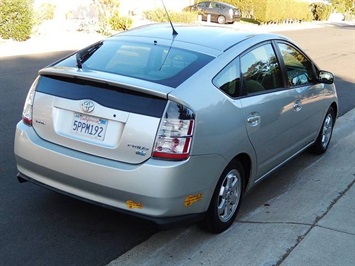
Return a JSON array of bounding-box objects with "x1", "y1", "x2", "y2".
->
[{"x1": 76, "y1": 40, "x2": 104, "y2": 69}]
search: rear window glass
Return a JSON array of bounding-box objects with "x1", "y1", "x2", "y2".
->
[{"x1": 57, "y1": 40, "x2": 214, "y2": 88}]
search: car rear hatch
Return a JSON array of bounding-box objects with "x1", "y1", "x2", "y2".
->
[
  {"x1": 27, "y1": 35, "x2": 215, "y2": 164},
  {"x1": 31, "y1": 69, "x2": 169, "y2": 164}
]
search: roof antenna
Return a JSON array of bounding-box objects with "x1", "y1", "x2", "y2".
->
[{"x1": 161, "y1": 0, "x2": 178, "y2": 36}]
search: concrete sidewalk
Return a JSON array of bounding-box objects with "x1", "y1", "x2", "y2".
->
[{"x1": 108, "y1": 109, "x2": 355, "y2": 266}]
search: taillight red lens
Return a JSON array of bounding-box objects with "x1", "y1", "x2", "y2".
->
[
  {"x1": 22, "y1": 77, "x2": 39, "y2": 126},
  {"x1": 153, "y1": 102, "x2": 195, "y2": 161}
]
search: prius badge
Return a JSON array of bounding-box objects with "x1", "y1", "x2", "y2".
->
[{"x1": 81, "y1": 101, "x2": 95, "y2": 113}]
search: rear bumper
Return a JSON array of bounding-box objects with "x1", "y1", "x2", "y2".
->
[
  {"x1": 232, "y1": 15, "x2": 241, "y2": 22},
  {"x1": 228, "y1": 14, "x2": 240, "y2": 23},
  {"x1": 16, "y1": 171, "x2": 206, "y2": 229},
  {"x1": 14, "y1": 122, "x2": 226, "y2": 225}
]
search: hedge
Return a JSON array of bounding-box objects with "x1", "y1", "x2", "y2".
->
[
  {"x1": 251, "y1": 0, "x2": 312, "y2": 23},
  {"x1": 144, "y1": 8, "x2": 198, "y2": 23},
  {"x1": 218, "y1": 0, "x2": 313, "y2": 23}
]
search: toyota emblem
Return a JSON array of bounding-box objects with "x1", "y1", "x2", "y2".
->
[{"x1": 81, "y1": 101, "x2": 95, "y2": 113}]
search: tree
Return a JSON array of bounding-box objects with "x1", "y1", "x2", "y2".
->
[{"x1": 330, "y1": 0, "x2": 354, "y2": 13}]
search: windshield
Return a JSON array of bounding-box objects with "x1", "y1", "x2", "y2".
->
[{"x1": 57, "y1": 39, "x2": 214, "y2": 88}]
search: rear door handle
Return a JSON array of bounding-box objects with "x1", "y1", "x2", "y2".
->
[{"x1": 246, "y1": 112, "x2": 261, "y2": 126}]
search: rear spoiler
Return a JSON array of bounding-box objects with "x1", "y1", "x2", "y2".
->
[{"x1": 39, "y1": 66, "x2": 173, "y2": 99}]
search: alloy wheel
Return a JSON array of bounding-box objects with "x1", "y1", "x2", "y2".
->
[{"x1": 217, "y1": 169, "x2": 242, "y2": 222}]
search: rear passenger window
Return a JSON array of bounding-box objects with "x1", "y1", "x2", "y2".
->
[
  {"x1": 198, "y1": 2, "x2": 208, "y2": 8},
  {"x1": 277, "y1": 43, "x2": 315, "y2": 86},
  {"x1": 213, "y1": 58, "x2": 241, "y2": 97},
  {"x1": 241, "y1": 44, "x2": 282, "y2": 95}
]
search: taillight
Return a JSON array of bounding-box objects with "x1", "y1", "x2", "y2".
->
[
  {"x1": 153, "y1": 101, "x2": 195, "y2": 161},
  {"x1": 22, "y1": 76, "x2": 39, "y2": 126},
  {"x1": 229, "y1": 9, "x2": 233, "y2": 17}
]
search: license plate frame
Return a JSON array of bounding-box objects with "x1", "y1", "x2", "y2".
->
[{"x1": 71, "y1": 113, "x2": 107, "y2": 141}]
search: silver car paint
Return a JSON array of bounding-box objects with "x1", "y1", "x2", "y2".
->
[
  {"x1": 168, "y1": 32, "x2": 337, "y2": 184},
  {"x1": 118, "y1": 24, "x2": 249, "y2": 52},
  {"x1": 239, "y1": 84, "x2": 326, "y2": 178},
  {"x1": 33, "y1": 92, "x2": 161, "y2": 164},
  {"x1": 15, "y1": 122, "x2": 226, "y2": 216},
  {"x1": 14, "y1": 25, "x2": 338, "y2": 220}
]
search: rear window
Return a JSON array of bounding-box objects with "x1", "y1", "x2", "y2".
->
[{"x1": 57, "y1": 39, "x2": 214, "y2": 88}]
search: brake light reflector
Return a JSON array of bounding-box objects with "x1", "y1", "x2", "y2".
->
[
  {"x1": 153, "y1": 102, "x2": 195, "y2": 160},
  {"x1": 22, "y1": 77, "x2": 39, "y2": 126}
]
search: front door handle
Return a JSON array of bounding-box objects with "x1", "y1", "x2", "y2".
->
[
  {"x1": 246, "y1": 112, "x2": 261, "y2": 127},
  {"x1": 293, "y1": 100, "x2": 302, "y2": 112}
]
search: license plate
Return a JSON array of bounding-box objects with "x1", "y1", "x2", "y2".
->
[{"x1": 71, "y1": 113, "x2": 107, "y2": 141}]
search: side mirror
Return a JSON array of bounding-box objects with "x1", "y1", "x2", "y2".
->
[
  {"x1": 291, "y1": 73, "x2": 309, "y2": 86},
  {"x1": 318, "y1": 70, "x2": 334, "y2": 84}
]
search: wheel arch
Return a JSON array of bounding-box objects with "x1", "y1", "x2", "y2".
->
[
  {"x1": 230, "y1": 153, "x2": 251, "y2": 192},
  {"x1": 330, "y1": 102, "x2": 338, "y2": 121}
]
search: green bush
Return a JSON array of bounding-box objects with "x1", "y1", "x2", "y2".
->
[
  {"x1": 144, "y1": 8, "x2": 197, "y2": 23},
  {"x1": 310, "y1": 3, "x2": 333, "y2": 21},
  {"x1": 109, "y1": 11, "x2": 133, "y2": 31},
  {"x1": 93, "y1": 0, "x2": 120, "y2": 35},
  {"x1": 0, "y1": 0, "x2": 34, "y2": 41}
]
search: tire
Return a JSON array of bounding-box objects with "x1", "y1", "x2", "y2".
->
[
  {"x1": 309, "y1": 106, "x2": 335, "y2": 155},
  {"x1": 199, "y1": 160, "x2": 245, "y2": 233},
  {"x1": 217, "y1": 15, "x2": 226, "y2": 24}
]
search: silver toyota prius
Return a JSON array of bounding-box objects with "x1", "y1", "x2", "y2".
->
[{"x1": 14, "y1": 23, "x2": 338, "y2": 233}]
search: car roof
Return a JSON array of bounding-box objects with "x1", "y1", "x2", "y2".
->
[{"x1": 111, "y1": 23, "x2": 284, "y2": 54}]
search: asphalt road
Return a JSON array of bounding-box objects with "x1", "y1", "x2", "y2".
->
[
  {"x1": 0, "y1": 24, "x2": 354, "y2": 266},
  {"x1": 0, "y1": 53, "x2": 158, "y2": 266}
]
